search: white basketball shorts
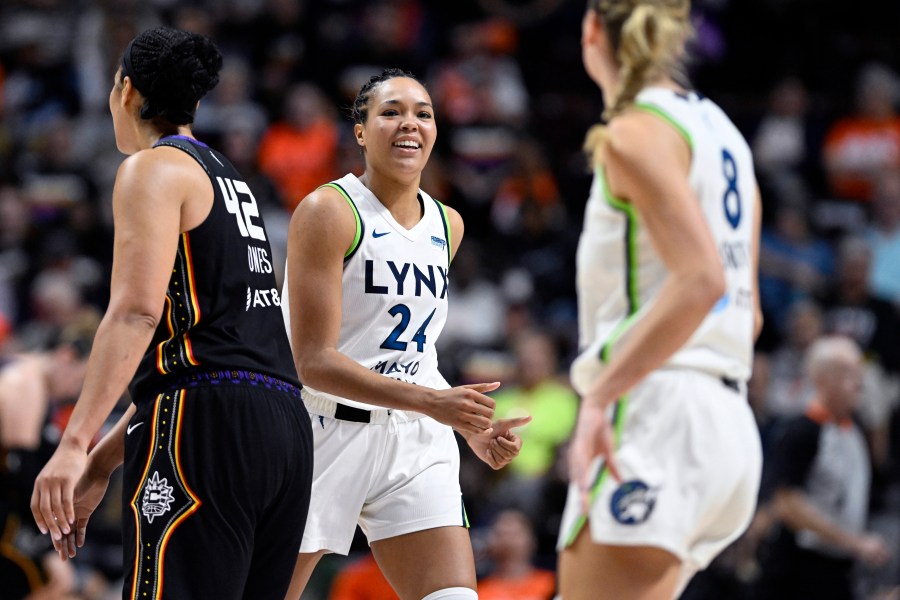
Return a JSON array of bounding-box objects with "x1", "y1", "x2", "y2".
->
[
  {"x1": 300, "y1": 396, "x2": 466, "y2": 555},
  {"x1": 558, "y1": 369, "x2": 762, "y2": 579}
]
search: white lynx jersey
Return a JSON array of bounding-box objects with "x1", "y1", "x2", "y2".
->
[
  {"x1": 571, "y1": 87, "x2": 757, "y2": 395},
  {"x1": 282, "y1": 173, "x2": 453, "y2": 411}
]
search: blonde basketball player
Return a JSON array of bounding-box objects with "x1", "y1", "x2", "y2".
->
[
  {"x1": 558, "y1": 2, "x2": 764, "y2": 599},
  {"x1": 281, "y1": 69, "x2": 530, "y2": 600}
]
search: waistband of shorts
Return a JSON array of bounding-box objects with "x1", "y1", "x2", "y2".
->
[
  {"x1": 656, "y1": 367, "x2": 746, "y2": 395},
  {"x1": 302, "y1": 391, "x2": 426, "y2": 424},
  {"x1": 720, "y1": 376, "x2": 742, "y2": 393},
  {"x1": 151, "y1": 369, "x2": 303, "y2": 398}
]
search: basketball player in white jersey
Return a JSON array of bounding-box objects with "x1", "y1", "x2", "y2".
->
[
  {"x1": 557, "y1": 2, "x2": 764, "y2": 599},
  {"x1": 280, "y1": 69, "x2": 531, "y2": 600}
]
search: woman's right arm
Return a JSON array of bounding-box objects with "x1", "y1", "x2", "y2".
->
[{"x1": 286, "y1": 187, "x2": 495, "y2": 435}]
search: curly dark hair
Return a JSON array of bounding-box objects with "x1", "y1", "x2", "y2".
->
[
  {"x1": 351, "y1": 68, "x2": 424, "y2": 125},
  {"x1": 121, "y1": 26, "x2": 222, "y2": 125}
]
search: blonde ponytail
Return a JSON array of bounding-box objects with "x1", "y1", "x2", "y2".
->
[{"x1": 584, "y1": 0, "x2": 691, "y2": 166}]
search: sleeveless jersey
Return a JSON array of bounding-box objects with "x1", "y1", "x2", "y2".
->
[
  {"x1": 130, "y1": 136, "x2": 299, "y2": 400},
  {"x1": 571, "y1": 88, "x2": 757, "y2": 395},
  {"x1": 281, "y1": 173, "x2": 452, "y2": 411}
]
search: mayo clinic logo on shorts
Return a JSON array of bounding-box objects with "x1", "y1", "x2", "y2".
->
[
  {"x1": 610, "y1": 480, "x2": 658, "y2": 525},
  {"x1": 141, "y1": 471, "x2": 175, "y2": 523}
]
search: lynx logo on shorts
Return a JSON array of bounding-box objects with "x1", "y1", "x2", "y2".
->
[
  {"x1": 610, "y1": 480, "x2": 658, "y2": 525},
  {"x1": 141, "y1": 471, "x2": 175, "y2": 523}
]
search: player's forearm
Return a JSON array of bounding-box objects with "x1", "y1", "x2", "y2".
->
[
  {"x1": 774, "y1": 489, "x2": 863, "y2": 554},
  {"x1": 296, "y1": 347, "x2": 434, "y2": 412},
  {"x1": 85, "y1": 405, "x2": 135, "y2": 479},
  {"x1": 584, "y1": 269, "x2": 723, "y2": 407},
  {"x1": 59, "y1": 311, "x2": 157, "y2": 452}
]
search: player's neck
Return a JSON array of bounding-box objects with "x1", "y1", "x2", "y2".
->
[{"x1": 359, "y1": 171, "x2": 423, "y2": 226}]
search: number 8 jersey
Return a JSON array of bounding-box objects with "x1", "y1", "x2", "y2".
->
[
  {"x1": 570, "y1": 88, "x2": 758, "y2": 396},
  {"x1": 282, "y1": 173, "x2": 452, "y2": 411}
]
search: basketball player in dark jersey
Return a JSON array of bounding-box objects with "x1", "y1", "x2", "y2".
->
[{"x1": 30, "y1": 27, "x2": 313, "y2": 600}]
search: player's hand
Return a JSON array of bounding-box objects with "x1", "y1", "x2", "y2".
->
[
  {"x1": 854, "y1": 533, "x2": 891, "y2": 567},
  {"x1": 467, "y1": 416, "x2": 532, "y2": 469},
  {"x1": 55, "y1": 463, "x2": 111, "y2": 560},
  {"x1": 31, "y1": 442, "x2": 88, "y2": 544},
  {"x1": 568, "y1": 399, "x2": 621, "y2": 514},
  {"x1": 425, "y1": 382, "x2": 499, "y2": 436}
]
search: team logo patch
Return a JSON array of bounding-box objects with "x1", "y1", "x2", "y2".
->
[
  {"x1": 610, "y1": 480, "x2": 658, "y2": 525},
  {"x1": 431, "y1": 236, "x2": 446, "y2": 250},
  {"x1": 142, "y1": 471, "x2": 175, "y2": 523}
]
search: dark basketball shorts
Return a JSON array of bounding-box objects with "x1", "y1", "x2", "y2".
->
[{"x1": 122, "y1": 371, "x2": 312, "y2": 600}]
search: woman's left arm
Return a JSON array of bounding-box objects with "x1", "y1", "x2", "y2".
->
[{"x1": 31, "y1": 148, "x2": 190, "y2": 541}]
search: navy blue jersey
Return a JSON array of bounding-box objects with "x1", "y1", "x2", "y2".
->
[{"x1": 130, "y1": 135, "x2": 299, "y2": 399}]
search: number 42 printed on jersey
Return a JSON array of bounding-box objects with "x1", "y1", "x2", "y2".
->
[{"x1": 216, "y1": 176, "x2": 267, "y2": 241}]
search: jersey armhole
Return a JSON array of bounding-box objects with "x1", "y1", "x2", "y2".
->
[
  {"x1": 633, "y1": 102, "x2": 694, "y2": 154},
  {"x1": 319, "y1": 182, "x2": 365, "y2": 262},
  {"x1": 433, "y1": 199, "x2": 452, "y2": 265}
]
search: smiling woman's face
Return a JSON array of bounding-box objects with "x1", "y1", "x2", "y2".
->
[{"x1": 355, "y1": 77, "x2": 437, "y2": 178}]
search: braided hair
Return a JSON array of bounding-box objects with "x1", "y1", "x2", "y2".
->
[
  {"x1": 121, "y1": 26, "x2": 222, "y2": 125},
  {"x1": 584, "y1": 0, "x2": 692, "y2": 165},
  {"x1": 351, "y1": 68, "x2": 423, "y2": 125}
]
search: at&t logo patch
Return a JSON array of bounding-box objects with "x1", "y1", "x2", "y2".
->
[
  {"x1": 142, "y1": 471, "x2": 175, "y2": 523},
  {"x1": 610, "y1": 480, "x2": 658, "y2": 525}
]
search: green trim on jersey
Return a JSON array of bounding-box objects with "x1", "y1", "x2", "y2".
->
[
  {"x1": 634, "y1": 102, "x2": 693, "y2": 149},
  {"x1": 597, "y1": 166, "x2": 641, "y2": 361},
  {"x1": 321, "y1": 182, "x2": 363, "y2": 259},
  {"x1": 560, "y1": 167, "x2": 640, "y2": 547},
  {"x1": 562, "y1": 396, "x2": 629, "y2": 547},
  {"x1": 462, "y1": 499, "x2": 470, "y2": 528},
  {"x1": 434, "y1": 199, "x2": 453, "y2": 265}
]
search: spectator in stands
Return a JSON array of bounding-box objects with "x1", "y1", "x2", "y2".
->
[
  {"x1": 764, "y1": 300, "x2": 822, "y2": 419},
  {"x1": 258, "y1": 82, "x2": 339, "y2": 211},
  {"x1": 867, "y1": 169, "x2": 900, "y2": 307},
  {"x1": 192, "y1": 56, "x2": 268, "y2": 143},
  {"x1": 753, "y1": 77, "x2": 824, "y2": 202},
  {"x1": 477, "y1": 510, "x2": 555, "y2": 600},
  {"x1": 824, "y1": 63, "x2": 900, "y2": 203},
  {"x1": 758, "y1": 203, "x2": 834, "y2": 335},
  {"x1": 819, "y1": 236, "x2": 900, "y2": 375},
  {"x1": 492, "y1": 329, "x2": 577, "y2": 481}
]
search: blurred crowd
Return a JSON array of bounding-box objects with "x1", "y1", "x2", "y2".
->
[{"x1": 1, "y1": 0, "x2": 899, "y2": 598}]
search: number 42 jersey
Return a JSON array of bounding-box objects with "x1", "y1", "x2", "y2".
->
[
  {"x1": 571, "y1": 88, "x2": 758, "y2": 395},
  {"x1": 281, "y1": 173, "x2": 453, "y2": 411},
  {"x1": 130, "y1": 135, "x2": 300, "y2": 400}
]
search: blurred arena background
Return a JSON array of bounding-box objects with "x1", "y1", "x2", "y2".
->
[{"x1": 1, "y1": 0, "x2": 899, "y2": 598}]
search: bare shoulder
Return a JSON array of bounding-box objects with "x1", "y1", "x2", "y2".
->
[
  {"x1": 288, "y1": 184, "x2": 359, "y2": 256},
  {"x1": 291, "y1": 185, "x2": 356, "y2": 229},
  {"x1": 442, "y1": 203, "x2": 464, "y2": 234},
  {"x1": 441, "y1": 203, "x2": 465, "y2": 257},
  {"x1": 606, "y1": 110, "x2": 686, "y2": 164},
  {"x1": 114, "y1": 146, "x2": 205, "y2": 204},
  {"x1": 603, "y1": 110, "x2": 691, "y2": 195}
]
